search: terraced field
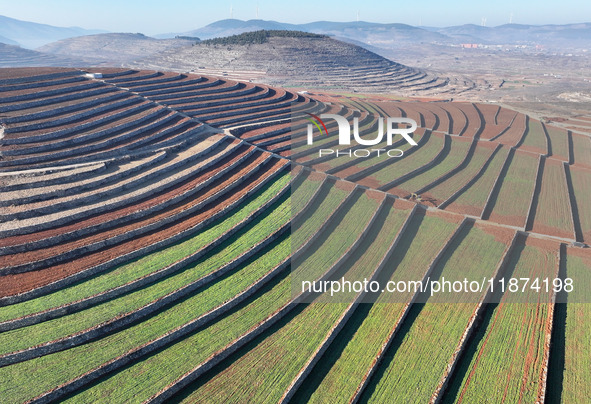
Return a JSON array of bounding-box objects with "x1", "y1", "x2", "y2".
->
[
  {"x1": 554, "y1": 247, "x2": 591, "y2": 403},
  {"x1": 444, "y1": 236, "x2": 557, "y2": 404},
  {"x1": 0, "y1": 67, "x2": 589, "y2": 403}
]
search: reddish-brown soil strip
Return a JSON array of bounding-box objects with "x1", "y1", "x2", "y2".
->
[
  {"x1": 495, "y1": 113, "x2": 527, "y2": 147},
  {"x1": 0, "y1": 154, "x2": 285, "y2": 296},
  {"x1": 2, "y1": 100, "x2": 151, "y2": 139},
  {"x1": 0, "y1": 67, "x2": 80, "y2": 81},
  {"x1": 1, "y1": 88, "x2": 126, "y2": 119},
  {"x1": 0, "y1": 138, "x2": 240, "y2": 248}
]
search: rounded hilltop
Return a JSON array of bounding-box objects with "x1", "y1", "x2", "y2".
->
[
  {"x1": 200, "y1": 29, "x2": 328, "y2": 45},
  {"x1": 133, "y1": 30, "x2": 466, "y2": 95}
]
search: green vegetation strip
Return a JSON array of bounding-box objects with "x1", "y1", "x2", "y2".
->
[
  {"x1": 427, "y1": 145, "x2": 495, "y2": 202},
  {"x1": 290, "y1": 171, "x2": 324, "y2": 215},
  {"x1": 521, "y1": 119, "x2": 548, "y2": 154},
  {"x1": 448, "y1": 147, "x2": 509, "y2": 214},
  {"x1": 372, "y1": 133, "x2": 444, "y2": 186},
  {"x1": 363, "y1": 224, "x2": 507, "y2": 403},
  {"x1": 532, "y1": 159, "x2": 574, "y2": 236},
  {"x1": 395, "y1": 138, "x2": 473, "y2": 193},
  {"x1": 300, "y1": 212, "x2": 458, "y2": 403},
  {"x1": 569, "y1": 166, "x2": 591, "y2": 240},
  {"x1": 0, "y1": 185, "x2": 292, "y2": 355},
  {"x1": 0, "y1": 172, "x2": 290, "y2": 323},
  {"x1": 572, "y1": 134, "x2": 591, "y2": 167},
  {"x1": 318, "y1": 198, "x2": 413, "y2": 301},
  {"x1": 59, "y1": 191, "x2": 378, "y2": 402},
  {"x1": 186, "y1": 302, "x2": 350, "y2": 404},
  {"x1": 558, "y1": 250, "x2": 591, "y2": 403},
  {"x1": 0, "y1": 230, "x2": 293, "y2": 403},
  {"x1": 446, "y1": 240, "x2": 557, "y2": 404},
  {"x1": 292, "y1": 181, "x2": 349, "y2": 251},
  {"x1": 177, "y1": 195, "x2": 387, "y2": 403},
  {"x1": 292, "y1": 192, "x2": 378, "y2": 283},
  {"x1": 545, "y1": 125, "x2": 569, "y2": 161},
  {"x1": 488, "y1": 151, "x2": 539, "y2": 223}
]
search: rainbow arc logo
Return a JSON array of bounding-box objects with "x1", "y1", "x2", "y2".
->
[{"x1": 305, "y1": 112, "x2": 329, "y2": 136}]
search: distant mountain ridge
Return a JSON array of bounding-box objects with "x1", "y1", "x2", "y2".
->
[
  {"x1": 158, "y1": 19, "x2": 450, "y2": 45},
  {"x1": 0, "y1": 15, "x2": 105, "y2": 49},
  {"x1": 1, "y1": 13, "x2": 589, "y2": 52},
  {"x1": 161, "y1": 19, "x2": 591, "y2": 50},
  {"x1": 432, "y1": 23, "x2": 591, "y2": 47}
]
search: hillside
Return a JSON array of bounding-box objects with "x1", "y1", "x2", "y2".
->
[
  {"x1": 0, "y1": 67, "x2": 589, "y2": 403},
  {"x1": 132, "y1": 33, "x2": 468, "y2": 95},
  {"x1": 0, "y1": 35, "x2": 19, "y2": 46},
  {"x1": 37, "y1": 33, "x2": 194, "y2": 65},
  {"x1": 0, "y1": 43, "x2": 88, "y2": 68}
]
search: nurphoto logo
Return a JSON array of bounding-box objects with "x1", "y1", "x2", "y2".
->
[{"x1": 306, "y1": 112, "x2": 418, "y2": 158}]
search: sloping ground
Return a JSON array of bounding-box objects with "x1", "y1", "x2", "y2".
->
[
  {"x1": 128, "y1": 36, "x2": 469, "y2": 96},
  {"x1": 13, "y1": 34, "x2": 476, "y2": 96},
  {"x1": 0, "y1": 43, "x2": 88, "y2": 68},
  {"x1": 0, "y1": 68, "x2": 589, "y2": 404},
  {"x1": 37, "y1": 34, "x2": 195, "y2": 65}
]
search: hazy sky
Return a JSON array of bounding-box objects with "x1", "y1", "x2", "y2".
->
[{"x1": 1, "y1": 0, "x2": 590, "y2": 35}]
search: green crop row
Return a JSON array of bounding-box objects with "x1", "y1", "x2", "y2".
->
[
  {"x1": 363, "y1": 224, "x2": 507, "y2": 403},
  {"x1": 293, "y1": 191, "x2": 379, "y2": 283},
  {"x1": 314, "y1": 197, "x2": 414, "y2": 305},
  {"x1": 289, "y1": 170, "x2": 324, "y2": 214},
  {"x1": 532, "y1": 159, "x2": 574, "y2": 237},
  {"x1": 0, "y1": 230, "x2": 293, "y2": 403},
  {"x1": 178, "y1": 193, "x2": 393, "y2": 403},
  {"x1": 291, "y1": 181, "x2": 350, "y2": 251},
  {"x1": 488, "y1": 150, "x2": 539, "y2": 226},
  {"x1": 428, "y1": 144, "x2": 496, "y2": 202},
  {"x1": 190, "y1": 302, "x2": 350, "y2": 404},
  {"x1": 569, "y1": 165, "x2": 591, "y2": 241},
  {"x1": 301, "y1": 211, "x2": 459, "y2": 403},
  {"x1": 371, "y1": 132, "x2": 445, "y2": 186},
  {"x1": 545, "y1": 124, "x2": 570, "y2": 161},
  {"x1": 63, "y1": 190, "x2": 380, "y2": 403},
  {"x1": 558, "y1": 249, "x2": 591, "y2": 403},
  {"x1": 0, "y1": 171, "x2": 291, "y2": 323},
  {"x1": 447, "y1": 146, "x2": 509, "y2": 216},
  {"x1": 0, "y1": 186, "x2": 292, "y2": 355},
  {"x1": 521, "y1": 118, "x2": 548, "y2": 154},
  {"x1": 395, "y1": 137, "x2": 473, "y2": 193},
  {"x1": 446, "y1": 239, "x2": 557, "y2": 403}
]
